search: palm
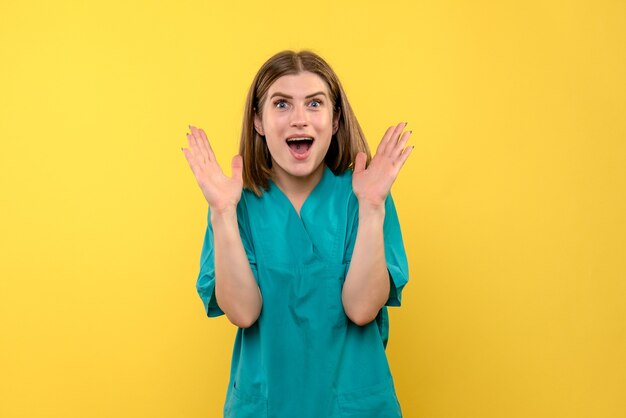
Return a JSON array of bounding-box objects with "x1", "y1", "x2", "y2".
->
[
  {"x1": 182, "y1": 125, "x2": 243, "y2": 212},
  {"x1": 352, "y1": 157, "x2": 396, "y2": 206},
  {"x1": 352, "y1": 122, "x2": 413, "y2": 207}
]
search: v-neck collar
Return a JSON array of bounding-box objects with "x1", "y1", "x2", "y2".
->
[{"x1": 268, "y1": 165, "x2": 332, "y2": 220}]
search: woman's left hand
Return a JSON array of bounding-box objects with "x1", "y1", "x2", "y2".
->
[{"x1": 352, "y1": 122, "x2": 414, "y2": 210}]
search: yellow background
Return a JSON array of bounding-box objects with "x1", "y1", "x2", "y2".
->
[{"x1": 1, "y1": 0, "x2": 624, "y2": 417}]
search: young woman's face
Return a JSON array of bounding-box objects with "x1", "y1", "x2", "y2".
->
[{"x1": 254, "y1": 71, "x2": 338, "y2": 182}]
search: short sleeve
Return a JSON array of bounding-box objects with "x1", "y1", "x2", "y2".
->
[
  {"x1": 343, "y1": 192, "x2": 409, "y2": 307},
  {"x1": 196, "y1": 200, "x2": 258, "y2": 318},
  {"x1": 383, "y1": 193, "x2": 409, "y2": 307}
]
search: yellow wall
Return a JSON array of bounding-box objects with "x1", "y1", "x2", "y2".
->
[{"x1": 1, "y1": 1, "x2": 624, "y2": 417}]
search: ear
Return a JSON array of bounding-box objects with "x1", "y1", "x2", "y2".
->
[
  {"x1": 332, "y1": 108, "x2": 340, "y2": 135},
  {"x1": 254, "y1": 113, "x2": 265, "y2": 136}
]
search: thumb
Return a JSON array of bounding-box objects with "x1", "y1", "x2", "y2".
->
[
  {"x1": 354, "y1": 152, "x2": 367, "y2": 174},
  {"x1": 231, "y1": 155, "x2": 243, "y2": 182}
]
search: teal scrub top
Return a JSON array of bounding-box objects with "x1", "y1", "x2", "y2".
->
[{"x1": 197, "y1": 165, "x2": 409, "y2": 418}]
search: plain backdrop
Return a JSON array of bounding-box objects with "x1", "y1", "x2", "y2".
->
[{"x1": 1, "y1": 1, "x2": 624, "y2": 417}]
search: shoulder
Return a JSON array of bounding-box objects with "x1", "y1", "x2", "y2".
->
[
  {"x1": 237, "y1": 188, "x2": 261, "y2": 217},
  {"x1": 238, "y1": 186, "x2": 278, "y2": 221},
  {"x1": 333, "y1": 166, "x2": 354, "y2": 183},
  {"x1": 327, "y1": 167, "x2": 355, "y2": 196},
  {"x1": 240, "y1": 187, "x2": 260, "y2": 204},
  {"x1": 327, "y1": 167, "x2": 358, "y2": 218}
]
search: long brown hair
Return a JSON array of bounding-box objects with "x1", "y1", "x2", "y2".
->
[{"x1": 239, "y1": 50, "x2": 371, "y2": 196}]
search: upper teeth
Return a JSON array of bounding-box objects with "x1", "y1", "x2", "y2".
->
[{"x1": 287, "y1": 137, "x2": 313, "y2": 142}]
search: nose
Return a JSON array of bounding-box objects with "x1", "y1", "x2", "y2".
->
[{"x1": 289, "y1": 104, "x2": 308, "y2": 128}]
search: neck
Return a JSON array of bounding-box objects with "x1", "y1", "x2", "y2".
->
[{"x1": 271, "y1": 163, "x2": 326, "y2": 205}]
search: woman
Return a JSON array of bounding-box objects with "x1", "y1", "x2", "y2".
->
[{"x1": 183, "y1": 50, "x2": 412, "y2": 417}]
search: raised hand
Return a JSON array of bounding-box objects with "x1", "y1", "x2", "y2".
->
[
  {"x1": 352, "y1": 122, "x2": 413, "y2": 209},
  {"x1": 182, "y1": 125, "x2": 243, "y2": 213}
]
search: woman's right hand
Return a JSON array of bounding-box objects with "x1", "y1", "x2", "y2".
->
[{"x1": 182, "y1": 125, "x2": 243, "y2": 213}]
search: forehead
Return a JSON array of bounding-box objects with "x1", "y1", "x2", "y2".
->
[{"x1": 267, "y1": 71, "x2": 330, "y2": 97}]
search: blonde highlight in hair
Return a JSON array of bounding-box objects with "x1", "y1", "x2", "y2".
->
[{"x1": 239, "y1": 50, "x2": 371, "y2": 196}]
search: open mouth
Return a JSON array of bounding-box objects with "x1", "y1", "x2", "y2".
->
[{"x1": 286, "y1": 137, "x2": 314, "y2": 156}]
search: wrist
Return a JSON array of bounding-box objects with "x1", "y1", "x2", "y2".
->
[
  {"x1": 358, "y1": 199, "x2": 386, "y2": 222},
  {"x1": 210, "y1": 205, "x2": 238, "y2": 224}
]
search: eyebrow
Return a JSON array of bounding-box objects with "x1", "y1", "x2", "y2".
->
[{"x1": 269, "y1": 91, "x2": 328, "y2": 99}]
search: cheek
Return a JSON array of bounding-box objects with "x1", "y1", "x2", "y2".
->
[
  {"x1": 315, "y1": 114, "x2": 335, "y2": 137},
  {"x1": 264, "y1": 115, "x2": 288, "y2": 134},
  {"x1": 318, "y1": 112, "x2": 334, "y2": 129},
  {"x1": 263, "y1": 131, "x2": 286, "y2": 155}
]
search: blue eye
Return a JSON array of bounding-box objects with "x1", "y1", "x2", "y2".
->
[{"x1": 274, "y1": 100, "x2": 288, "y2": 109}]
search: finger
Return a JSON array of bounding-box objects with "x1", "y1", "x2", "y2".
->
[
  {"x1": 231, "y1": 155, "x2": 243, "y2": 182},
  {"x1": 198, "y1": 128, "x2": 216, "y2": 162},
  {"x1": 395, "y1": 145, "x2": 414, "y2": 170},
  {"x1": 376, "y1": 126, "x2": 395, "y2": 155},
  {"x1": 384, "y1": 122, "x2": 408, "y2": 155},
  {"x1": 187, "y1": 126, "x2": 202, "y2": 157},
  {"x1": 189, "y1": 125, "x2": 210, "y2": 164},
  {"x1": 354, "y1": 152, "x2": 367, "y2": 174},
  {"x1": 378, "y1": 122, "x2": 407, "y2": 156},
  {"x1": 187, "y1": 133, "x2": 208, "y2": 169},
  {"x1": 187, "y1": 133, "x2": 201, "y2": 159},
  {"x1": 182, "y1": 147, "x2": 201, "y2": 176},
  {"x1": 391, "y1": 130, "x2": 412, "y2": 160},
  {"x1": 182, "y1": 147, "x2": 193, "y2": 165}
]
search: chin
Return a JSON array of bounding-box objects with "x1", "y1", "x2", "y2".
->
[
  {"x1": 287, "y1": 164, "x2": 319, "y2": 178},
  {"x1": 275, "y1": 158, "x2": 325, "y2": 179}
]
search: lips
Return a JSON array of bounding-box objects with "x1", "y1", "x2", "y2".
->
[{"x1": 286, "y1": 136, "x2": 314, "y2": 160}]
